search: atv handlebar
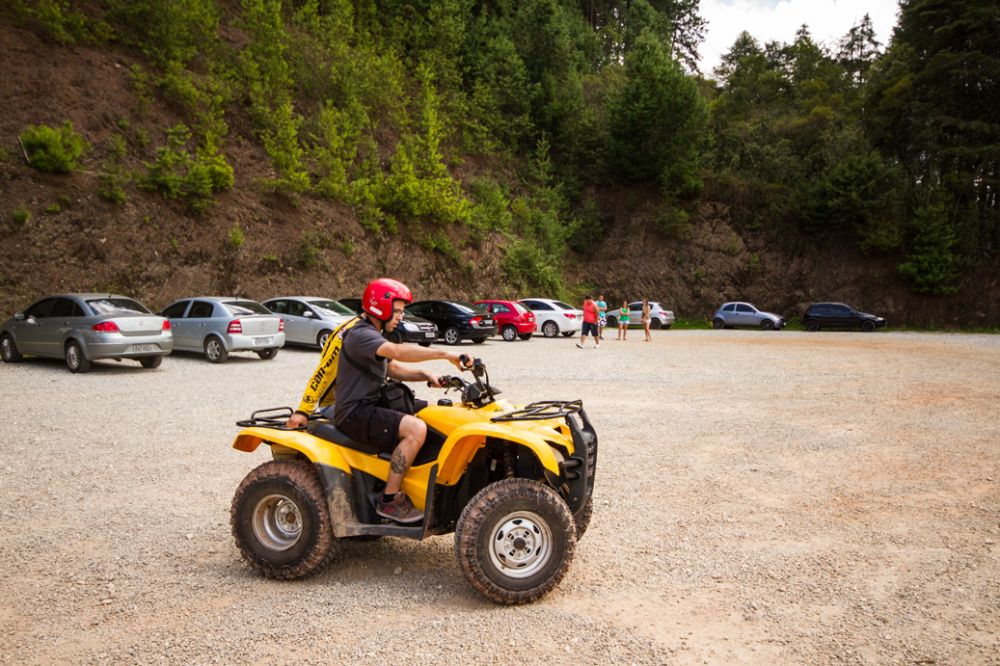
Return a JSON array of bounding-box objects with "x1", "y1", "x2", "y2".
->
[{"x1": 425, "y1": 356, "x2": 499, "y2": 407}]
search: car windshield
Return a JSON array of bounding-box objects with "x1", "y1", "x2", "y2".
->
[
  {"x1": 451, "y1": 301, "x2": 485, "y2": 314},
  {"x1": 554, "y1": 301, "x2": 575, "y2": 310},
  {"x1": 307, "y1": 299, "x2": 354, "y2": 316},
  {"x1": 86, "y1": 298, "x2": 150, "y2": 315},
  {"x1": 224, "y1": 300, "x2": 270, "y2": 316}
]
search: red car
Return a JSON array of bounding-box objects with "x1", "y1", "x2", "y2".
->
[{"x1": 474, "y1": 299, "x2": 536, "y2": 341}]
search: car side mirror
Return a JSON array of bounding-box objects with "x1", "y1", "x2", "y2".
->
[{"x1": 14, "y1": 312, "x2": 25, "y2": 321}]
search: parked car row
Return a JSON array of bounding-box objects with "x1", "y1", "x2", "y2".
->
[{"x1": 710, "y1": 301, "x2": 886, "y2": 332}]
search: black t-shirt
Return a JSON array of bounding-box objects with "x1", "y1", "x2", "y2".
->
[{"x1": 333, "y1": 318, "x2": 388, "y2": 425}]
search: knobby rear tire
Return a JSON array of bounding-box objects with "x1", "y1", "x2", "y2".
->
[{"x1": 231, "y1": 460, "x2": 336, "y2": 580}]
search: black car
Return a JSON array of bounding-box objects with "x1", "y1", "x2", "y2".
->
[
  {"x1": 802, "y1": 302, "x2": 886, "y2": 332},
  {"x1": 337, "y1": 297, "x2": 438, "y2": 345},
  {"x1": 406, "y1": 300, "x2": 497, "y2": 345}
]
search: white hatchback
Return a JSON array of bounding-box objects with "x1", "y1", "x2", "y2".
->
[{"x1": 517, "y1": 298, "x2": 583, "y2": 338}]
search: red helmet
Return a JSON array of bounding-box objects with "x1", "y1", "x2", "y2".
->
[{"x1": 362, "y1": 278, "x2": 412, "y2": 321}]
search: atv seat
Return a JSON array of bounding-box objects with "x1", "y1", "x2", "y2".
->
[
  {"x1": 307, "y1": 420, "x2": 386, "y2": 457},
  {"x1": 307, "y1": 418, "x2": 446, "y2": 466}
]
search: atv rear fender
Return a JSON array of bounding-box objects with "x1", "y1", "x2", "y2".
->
[{"x1": 233, "y1": 427, "x2": 353, "y2": 472}]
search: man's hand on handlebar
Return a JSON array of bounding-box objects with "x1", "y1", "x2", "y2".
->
[{"x1": 448, "y1": 352, "x2": 473, "y2": 371}]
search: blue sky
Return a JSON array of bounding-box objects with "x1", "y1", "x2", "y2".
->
[{"x1": 698, "y1": 0, "x2": 901, "y2": 73}]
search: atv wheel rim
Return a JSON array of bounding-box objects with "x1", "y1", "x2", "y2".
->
[
  {"x1": 252, "y1": 494, "x2": 302, "y2": 551},
  {"x1": 488, "y1": 510, "x2": 552, "y2": 579}
]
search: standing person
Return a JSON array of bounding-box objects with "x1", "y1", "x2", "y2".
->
[
  {"x1": 642, "y1": 298, "x2": 652, "y2": 342},
  {"x1": 285, "y1": 278, "x2": 468, "y2": 523},
  {"x1": 617, "y1": 301, "x2": 630, "y2": 340},
  {"x1": 577, "y1": 295, "x2": 600, "y2": 349},
  {"x1": 595, "y1": 294, "x2": 608, "y2": 340}
]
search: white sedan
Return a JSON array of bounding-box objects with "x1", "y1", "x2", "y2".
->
[{"x1": 518, "y1": 298, "x2": 583, "y2": 338}]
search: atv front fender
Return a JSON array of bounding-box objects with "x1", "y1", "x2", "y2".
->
[
  {"x1": 435, "y1": 421, "x2": 563, "y2": 486},
  {"x1": 232, "y1": 427, "x2": 352, "y2": 473}
]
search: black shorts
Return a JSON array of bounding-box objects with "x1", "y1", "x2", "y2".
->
[
  {"x1": 336, "y1": 403, "x2": 403, "y2": 453},
  {"x1": 581, "y1": 321, "x2": 599, "y2": 337}
]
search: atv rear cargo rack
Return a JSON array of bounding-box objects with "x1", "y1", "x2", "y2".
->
[
  {"x1": 236, "y1": 406, "x2": 315, "y2": 430},
  {"x1": 490, "y1": 400, "x2": 583, "y2": 422}
]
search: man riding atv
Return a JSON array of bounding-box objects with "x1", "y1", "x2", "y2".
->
[{"x1": 285, "y1": 278, "x2": 468, "y2": 523}]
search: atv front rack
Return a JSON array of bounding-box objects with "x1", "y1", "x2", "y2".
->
[
  {"x1": 490, "y1": 400, "x2": 583, "y2": 422},
  {"x1": 236, "y1": 406, "x2": 315, "y2": 430}
]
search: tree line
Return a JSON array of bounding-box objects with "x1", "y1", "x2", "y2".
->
[{"x1": 6, "y1": 0, "x2": 998, "y2": 296}]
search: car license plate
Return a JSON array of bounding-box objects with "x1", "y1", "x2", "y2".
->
[
  {"x1": 424, "y1": 331, "x2": 435, "y2": 338},
  {"x1": 481, "y1": 319, "x2": 493, "y2": 327},
  {"x1": 254, "y1": 337, "x2": 273, "y2": 346},
  {"x1": 130, "y1": 344, "x2": 156, "y2": 353}
]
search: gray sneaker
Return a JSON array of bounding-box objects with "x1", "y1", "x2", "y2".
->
[{"x1": 376, "y1": 492, "x2": 424, "y2": 524}]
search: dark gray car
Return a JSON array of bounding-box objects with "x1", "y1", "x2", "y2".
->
[
  {"x1": 1, "y1": 293, "x2": 173, "y2": 373},
  {"x1": 712, "y1": 302, "x2": 785, "y2": 330}
]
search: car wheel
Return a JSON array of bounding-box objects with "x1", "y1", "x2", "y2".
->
[
  {"x1": 317, "y1": 329, "x2": 332, "y2": 350},
  {"x1": 501, "y1": 325, "x2": 517, "y2": 342},
  {"x1": 518, "y1": 333, "x2": 533, "y2": 341},
  {"x1": 605, "y1": 316, "x2": 617, "y2": 328},
  {"x1": 257, "y1": 348, "x2": 279, "y2": 360},
  {"x1": 0, "y1": 334, "x2": 22, "y2": 363},
  {"x1": 760, "y1": 319, "x2": 775, "y2": 331},
  {"x1": 454, "y1": 478, "x2": 576, "y2": 605},
  {"x1": 443, "y1": 327, "x2": 461, "y2": 345},
  {"x1": 231, "y1": 460, "x2": 337, "y2": 580},
  {"x1": 139, "y1": 355, "x2": 163, "y2": 369},
  {"x1": 542, "y1": 321, "x2": 559, "y2": 338},
  {"x1": 65, "y1": 340, "x2": 91, "y2": 373},
  {"x1": 650, "y1": 319, "x2": 662, "y2": 330},
  {"x1": 805, "y1": 319, "x2": 821, "y2": 332},
  {"x1": 712, "y1": 318, "x2": 725, "y2": 330},
  {"x1": 561, "y1": 331, "x2": 574, "y2": 337},
  {"x1": 473, "y1": 337, "x2": 487, "y2": 345},
  {"x1": 204, "y1": 336, "x2": 229, "y2": 363},
  {"x1": 861, "y1": 320, "x2": 876, "y2": 332}
]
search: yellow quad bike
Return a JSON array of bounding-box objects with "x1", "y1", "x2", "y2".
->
[{"x1": 229, "y1": 357, "x2": 597, "y2": 605}]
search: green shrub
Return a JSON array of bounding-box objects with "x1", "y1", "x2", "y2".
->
[
  {"x1": 141, "y1": 124, "x2": 232, "y2": 211},
  {"x1": 228, "y1": 225, "x2": 245, "y2": 249},
  {"x1": 19, "y1": 121, "x2": 88, "y2": 173},
  {"x1": 98, "y1": 134, "x2": 129, "y2": 204},
  {"x1": 45, "y1": 203, "x2": 61, "y2": 214},
  {"x1": 12, "y1": 206, "x2": 31, "y2": 226}
]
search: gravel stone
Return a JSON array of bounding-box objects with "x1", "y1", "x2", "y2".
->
[{"x1": 1, "y1": 331, "x2": 998, "y2": 664}]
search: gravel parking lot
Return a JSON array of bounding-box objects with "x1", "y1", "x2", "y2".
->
[{"x1": 2, "y1": 330, "x2": 998, "y2": 665}]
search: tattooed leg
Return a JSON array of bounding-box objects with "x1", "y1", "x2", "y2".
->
[{"x1": 384, "y1": 414, "x2": 427, "y2": 495}]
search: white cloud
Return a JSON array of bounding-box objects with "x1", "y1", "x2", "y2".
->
[{"x1": 697, "y1": 0, "x2": 901, "y2": 74}]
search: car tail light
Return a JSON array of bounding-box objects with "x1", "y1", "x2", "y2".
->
[
  {"x1": 162, "y1": 320, "x2": 171, "y2": 331},
  {"x1": 565, "y1": 313, "x2": 577, "y2": 319},
  {"x1": 228, "y1": 319, "x2": 243, "y2": 334},
  {"x1": 92, "y1": 321, "x2": 120, "y2": 333},
  {"x1": 278, "y1": 319, "x2": 285, "y2": 332},
  {"x1": 470, "y1": 316, "x2": 482, "y2": 325}
]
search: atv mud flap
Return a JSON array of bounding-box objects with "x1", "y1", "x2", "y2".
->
[
  {"x1": 558, "y1": 407, "x2": 598, "y2": 513},
  {"x1": 314, "y1": 463, "x2": 437, "y2": 540}
]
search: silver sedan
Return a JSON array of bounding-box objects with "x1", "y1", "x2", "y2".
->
[
  {"x1": 261, "y1": 297, "x2": 355, "y2": 349},
  {"x1": 160, "y1": 297, "x2": 284, "y2": 362},
  {"x1": 712, "y1": 302, "x2": 785, "y2": 330},
  {"x1": 0, "y1": 293, "x2": 173, "y2": 373}
]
